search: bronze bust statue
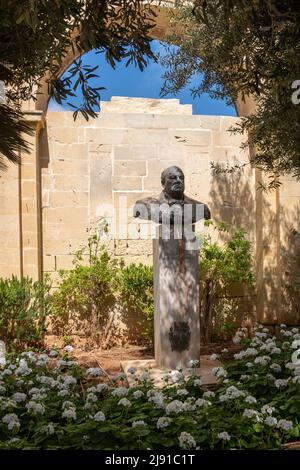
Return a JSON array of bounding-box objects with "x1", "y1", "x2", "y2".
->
[{"x1": 133, "y1": 166, "x2": 210, "y2": 225}]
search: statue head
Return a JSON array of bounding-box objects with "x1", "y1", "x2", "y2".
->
[{"x1": 161, "y1": 166, "x2": 185, "y2": 199}]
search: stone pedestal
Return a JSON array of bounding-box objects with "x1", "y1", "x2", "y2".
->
[{"x1": 153, "y1": 225, "x2": 200, "y2": 369}]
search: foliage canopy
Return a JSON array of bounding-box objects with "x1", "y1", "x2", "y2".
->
[{"x1": 161, "y1": 0, "x2": 300, "y2": 188}]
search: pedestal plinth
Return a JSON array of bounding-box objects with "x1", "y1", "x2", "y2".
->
[{"x1": 153, "y1": 226, "x2": 200, "y2": 369}]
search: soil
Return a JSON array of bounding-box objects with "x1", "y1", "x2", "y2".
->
[{"x1": 46, "y1": 335, "x2": 240, "y2": 377}]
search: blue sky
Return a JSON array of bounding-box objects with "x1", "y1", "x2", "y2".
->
[{"x1": 49, "y1": 40, "x2": 236, "y2": 116}]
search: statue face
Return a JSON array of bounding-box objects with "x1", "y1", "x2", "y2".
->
[{"x1": 163, "y1": 167, "x2": 185, "y2": 197}]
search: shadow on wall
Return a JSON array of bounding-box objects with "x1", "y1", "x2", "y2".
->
[{"x1": 207, "y1": 165, "x2": 256, "y2": 328}]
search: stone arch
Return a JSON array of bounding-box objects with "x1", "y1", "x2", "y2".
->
[{"x1": 12, "y1": 1, "x2": 287, "y2": 327}]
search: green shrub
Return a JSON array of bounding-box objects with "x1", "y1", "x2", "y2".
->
[
  {"x1": 51, "y1": 236, "x2": 120, "y2": 346},
  {"x1": 199, "y1": 220, "x2": 255, "y2": 343},
  {"x1": 0, "y1": 275, "x2": 51, "y2": 352},
  {"x1": 118, "y1": 263, "x2": 154, "y2": 344}
]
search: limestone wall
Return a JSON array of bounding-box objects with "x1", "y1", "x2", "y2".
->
[
  {"x1": 40, "y1": 97, "x2": 254, "y2": 280},
  {"x1": 3, "y1": 96, "x2": 300, "y2": 325}
]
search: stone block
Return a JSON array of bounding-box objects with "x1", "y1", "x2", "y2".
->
[
  {"x1": 55, "y1": 254, "x2": 76, "y2": 270},
  {"x1": 126, "y1": 129, "x2": 171, "y2": 146},
  {"x1": 47, "y1": 126, "x2": 79, "y2": 144},
  {"x1": 86, "y1": 128, "x2": 128, "y2": 145},
  {"x1": 21, "y1": 163, "x2": 36, "y2": 179},
  {"x1": 147, "y1": 159, "x2": 183, "y2": 177},
  {"x1": 43, "y1": 207, "x2": 88, "y2": 224},
  {"x1": 113, "y1": 145, "x2": 157, "y2": 160},
  {"x1": 169, "y1": 129, "x2": 211, "y2": 146},
  {"x1": 113, "y1": 160, "x2": 147, "y2": 177},
  {"x1": 22, "y1": 180, "x2": 37, "y2": 198},
  {"x1": 50, "y1": 191, "x2": 88, "y2": 207},
  {"x1": 142, "y1": 176, "x2": 163, "y2": 192},
  {"x1": 23, "y1": 248, "x2": 39, "y2": 266},
  {"x1": 43, "y1": 237, "x2": 88, "y2": 255},
  {"x1": 54, "y1": 175, "x2": 88, "y2": 192},
  {"x1": 51, "y1": 159, "x2": 88, "y2": 175},
  {"x1": 157, "y1": 145, "x2": 185, "y2": 161}
]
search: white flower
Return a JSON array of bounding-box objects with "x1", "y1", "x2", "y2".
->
[
  {"x1": 193, "y1": 379, "x2": 202, "y2": 387},
  {"x1": 222, "y1": 348, "x2": 229, "y2": 353},
  {"x1": 280, "y1": 324, "x2": 287, "y2": 328},
  {"x1": 255, "y1": 332, "x2": 268, "y2": 338},
  {"x1": 178, "y1": 431, "x2": 196, "y2": 449},
  {"x1": 245, "y1": 396, "x2": 257, "y2": 404},
  {"x1": 148, "y1": 392, "x2": 165, "y2": 409},
  {"x1": 29, "y1": 387, "x2": 42, "y2": 395},
  {"x1": 2, "y1": 369, "x2": 13, "y2": 376},
  {"x1": 240, "y1": 375, "x2": 250, "y2": 381},
  {"x1": 271, "y1": 347, "x2": 281, "y2": 355},
  {"x1": 111, "y1": 387, "x2": 128, "y2": 398},
  {"x1": 195, "y1": 398, "x2": 211, "y2": 407},
  {"x1": 291, "y1": 340, "x2": 300, "y2": 350},
  {"x1": 169, "y1": 370, "x2": 184, "y2": 383},
  {"x1": 86, "y1": 392, "x2": 98, "y2": 403},
  {"x1": 292, "y1": 376, "x2": 300, "y2": 384},
  {"x1": 182, "y1": 400, "x2": 197, "y2": 412},
  {"x1": 12, "y1": 393, "x2": 27, "y2": 403},
  {"x1": 1, "y1": 399, "x2": 17, "y2": 410},
  {"x1": 118, "y1": 398, "x2": 131, "y2": 407},
  {"x1": 64, "y1": 345, "x2": 74, "y2": 352},
  {"x1": 270, "y1": 363, "x2": 281, "y2": 373},
  {"x1": 246, "y1": 362, "x2": 254, "y2": 368},
  {"x1": 187, "y1": 360, "x2": 199, "y2": 368},
  {"x1": 62, "y1": 408, "x2": 77, "y2": 419},
  {"x1": 62, "y1": 400, "x2": 75, "y2": 409},
  {"x1": 243, "y1": 409, "x2": 260, "y2": 420},
  {"x1": 212, "y1": 367, "x2": 228, "y2": 378},
  {"x1": 157, "y1": 417, "x2": 172, "y2": 429},
  {"x1": 264, "y1": 417, "x2": 277, "y2": 427},
  {"x1": 37, "y1": 376, "x2": 57, "y2": 387},
  {"x1": 275, "y1": 379, "x2": 289, "y2": 389},
  {"x1": 283, "y1": 331, "x2": 293, "y2": 337},
  {"x1": 254, "y1": 356, "x2": 271, "y2": 366},
  {"x1": 132, "y1": 420, "x2": 146, "y2": 428},
  {"x1": 26, "y1": 401, "x2": 45, "y2": 415},
  {"x1": 64, "y1": 375, "x2": 77, "y2": 386},
  {"x1": 93, "y1": 411, "x2": 105, "y2": 422},
  {"x1": 210, "y1": 354, "x2": 219, "y2": 361},
  {"x1": 261, "y1": 405, "x2": 275, "y2": 415},
  {"x1": 2, "y1": 413, "x2": 20, "y2": 430},
  {"x1": 233, "y1": 336, "x2": 241, "y2": 344},
  {"x1": 133, "y1": 390, "x2": 144, "y2": 399},
  {"x1": 217, "y1": 432, "x2": 231, "y2": 441},
  {"x1": 0, "y1": 385, "x2": 6, "y2": 394},
  {"x1": 57, "y1": 389, "x2": 69, "y2": 397},
  {"x1": 96, "y1": 383, "x2": 109, "y2": 394},
  {"x1": 128, "y1": 367, "x2": 137, "y2": 375},
  {"x1": 44, "y1": 423, "x2": 55, "y2": 435},
  {"x1": 165, "y1": 400, "x2": 184, "y2": 415},
  {"x1": 277, "y1": 419, "x2": 293, "y2": 431},
  {"x1": 86, "y1": 367, "x2": 103, "y2": 377},
  {"x1": 203, "y1": 391, "x2": 215, "y2": 399},
  {"x1": 177, "y1": 388, "x2": 189, "y2": 396}
]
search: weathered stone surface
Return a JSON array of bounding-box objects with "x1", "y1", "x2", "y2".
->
[{"x1": 153, "y1": 229, "x2": 200, "y2": 369}]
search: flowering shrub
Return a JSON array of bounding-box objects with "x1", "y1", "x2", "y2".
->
[
  {"x1": 0, "y1": 275, "x2": 51, "y2": 352},
  {"x1": 0, "y1": 325, "x2": 300, "y2": 449}
]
